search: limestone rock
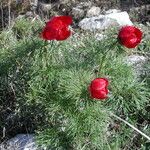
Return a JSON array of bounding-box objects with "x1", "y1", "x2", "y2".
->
[
  {"x1": 0, "y1": 134, "x2": 46, "y2": 150},
  {"x1": 76, "y1": 2, "x2": 92, "y2": 9},
  {"x1": 38, "y1": 2, "x2": 52, "y2": 13},
  {"x1": 72, "y1": 7, "x2": 85, "y2": 20},
  {"x1": 25, "y1": 11, "x2": 34, "y2": 17},
  {"x1": 105, "y1": 9, "x2": 121, "y2": 14},
  {"x1": 79, "y1": 15, "x2": 118, "y2": 31},
  {"x1": 79, "y1": 11, "x2": 133, "y2": 31},
  {"x1": 125, "y1": 55, "x2": 147, "y2": 76},
  {"x1": 106, "y1": 11, "x2": 133, "y2": 26},
  {"x1": 86, "y1": 6, "x2": 101, "y2": 17},
  {"x1": 125, "y1": 55, "x2": 147, "y2": 66}
]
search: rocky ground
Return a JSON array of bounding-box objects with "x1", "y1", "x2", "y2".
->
[{"x1": 0, "y1": 0, "x2": 150, "y2": 29}]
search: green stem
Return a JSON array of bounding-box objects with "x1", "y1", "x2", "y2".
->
[
  {"x1": 42, "y1": 40, "x2": 50, "y2": 69},
  {"x1": 42, "y1": 40, "x2": 62, "y2": 69},
  {"x1": 99, "y1": 54, "x2": 106, "y2": 74},
  {"x1": 98, "y1": 41, "x2": 118, "y2": 74}
]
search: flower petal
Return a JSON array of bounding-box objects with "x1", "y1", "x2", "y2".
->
[
  {"x1": 89, "y1": 78, "x2": 109, "y2": 100},
  {"x1": 55, "y1": 27, "x2": 71, "y2": 41},
  {"x1": 118, "y1": 26, "x2": 142, "y2": 48},
  {"x1": 41, "y1": 27, "x2": 56, "y2": 40},
  {"x1": 58, "y1": 16, "x2": 73, "y2": 25},
  {"x1": 41, "y1": 16, "x2": 72, "y2": 41}
]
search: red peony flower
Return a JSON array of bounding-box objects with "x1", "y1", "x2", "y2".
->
[
  {"x1": 89, "y1": 78, "x2": 109, "y2": 100},
  {"x1": 41, "y1": 16, "x2": 72, "y2": 41},
  {"x1": 118, "y1": 26, "x2": 142, "y2": 48}
]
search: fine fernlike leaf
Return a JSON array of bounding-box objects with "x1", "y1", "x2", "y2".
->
[{"x1": 0, "y1": 18, "x2": 149, "y2": 149}]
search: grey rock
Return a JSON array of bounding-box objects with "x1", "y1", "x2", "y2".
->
[
  {"x1": 0, "y1": 134, "x2": 46, "y2": 150},
  {"x1": 72, "y1": 7, "x2": 85, "y2": 20},
  {"x1": 30, "y1": 0, "x2": 38, "y2": 6},
  {"x1": 38, "y1": 2, "x2": 52, "y2": 13},
  {"x1": 71, "y1": 1, "x2": 92, "y2": 20},
  {"x1": 86, "y1": 6, "x2": 101, "y2": 17},
  {"x1": 106, "y1": 11, "x2": 133, "y2": 26},
  {"x1": 105, "y1": 9, "x2": 121, "y2": 14},
  {"x1": 77, "y1": 2, "x2": 92, "y2": 9},
  {"x1": 25, "y1": 11, "x2": 33, "y2": 17},
  {"x1": 30, "y1": 0, "x2": 38, "y2": 12},
  {"x1": 125, "y1": 55, "x2": 147, "y2": 76},
  {"x1": 59, "y1": 0, "x2": 71, "y2": 4},
  {"x1": 16, "y1": 15, "x2": 25, "y2": 20},
  {"x1": 79, "y1": 11, "x2": 133, "y2": 31},
  {"x1": 79, "y1": 15, "x2": 118, "y2": 31},
  {"x1": 125, "y1": 55, "x2": 146, "y2": 65}
]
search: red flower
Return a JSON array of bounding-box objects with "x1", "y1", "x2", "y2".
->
[
  {"x1": 89, "y1": 78, "x2": 109, "y2": 100},
  {"x1": 41, "y1": 16, "x2": 72, "y2": 41},
  {"x1": 118, "y1": 26, "x2": 142, "y2": 48}
]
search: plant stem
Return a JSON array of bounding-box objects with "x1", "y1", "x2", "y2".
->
[
  {"x1": 99, "y1": 41, "x2": 117, "y2": 74},
  {"x1": 110, "y1": 112, "x2": 150, "y2": 141},
  {"x1": 99, "y1": 54, "x2": 106, "y2": 74}
]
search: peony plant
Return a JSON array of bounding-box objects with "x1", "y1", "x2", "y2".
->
[
  {"x1": 40, "y1": 16, "x2": 143, "y2": 102},
  {"x1": 1, "y1": 15, "x2": 150, "y2": 149}
]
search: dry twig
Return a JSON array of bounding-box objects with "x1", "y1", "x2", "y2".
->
[{"x1": 110, "y1": 113, "x2": 150, "y2": 141}]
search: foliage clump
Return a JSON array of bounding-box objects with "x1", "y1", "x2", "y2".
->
[{"x1": 0, "y1": 18, "x2": 150, "y2": 149}]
